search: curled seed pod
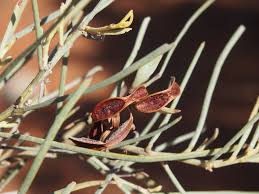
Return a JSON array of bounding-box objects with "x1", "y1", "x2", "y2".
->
[
  {"x1": 91, "y1": 97, "x2": 127, "y2": 122},
  {"x1": 104, "y1": 113, "x2": 134, "y2": 148},
  {"x1": 128, "y1": 85, "x2": 149, "y2": 102},
  {"x1": 69, "y1": 113, "x2": 134, "y2": 149},
  {"x1": 135, "y1": 81, "x2": 181, "y2": 113},
  {"x1": 91, "y1": 86, "x2": 148, "y2": 122},
  {"x1": 69, "y1": 137, "x2": 105, "y2": 149}
]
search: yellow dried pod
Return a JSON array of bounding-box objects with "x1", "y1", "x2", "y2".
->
[{"x1": 82, "y1": 10, "x2": 134, "y2": 36}]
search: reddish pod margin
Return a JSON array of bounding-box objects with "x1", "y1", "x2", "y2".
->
[
  {"x1": 134, "y1": 80, "x2": 181, "y2": 113},
  {"x1": 91, "y1": 86, "x2": 148, "y2": 122},
  {"x1": 69, "y1": 113, "x2": 134, "y2": 149}
]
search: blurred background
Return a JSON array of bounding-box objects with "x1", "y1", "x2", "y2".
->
[{"x1": 0, "y1": 0, "x2": 258, "y2": 193}]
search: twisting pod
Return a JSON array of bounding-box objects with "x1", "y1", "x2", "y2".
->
[
  {"x1": 134, "y1": 80, "x2": 181, "y2": 113},
  {"x1": 104, "y1": 112, "x2": 134, "y2": 147},
  {"x1": 69, "y1": 113, "x2": 135, "y2": 150},
  {"x1": 91, "y1": 85, "x2": 148, "y2": 123}
]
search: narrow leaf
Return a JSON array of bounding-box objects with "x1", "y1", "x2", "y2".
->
[{"x1": 132, "y1": 55, "x2": 162, "y2": 87}]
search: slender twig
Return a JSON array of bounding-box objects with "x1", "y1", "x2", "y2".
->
[
  {"x1": 0, "y1": 144, "x2": 74, "y2": 154},
  {"x1": 0, "y1": 0, "x2": 116, "y2": 121},
  {"x1": 162, "y1": 163, "x2": 186, "y2": 194},
  {"x1": 196, "y1": 128, "x2": 219, "y2": 151},
  {"x1": 12, "y1": 9, "x2": 60, "y2": 41},
  {"x1": 113, "y1": 175, "x2": 150, "y2": 194},
  {"x1": 87, "y1": 157, "x2": 110, "y2": 173},
  {"x1": 0, "y1": 160, "x2": 25, "y2": 192},
  {"x1": 186, "y1": 25, "x2": 246, "y2": 152},
  {"x1": 210, "y1": 112, "x2": 259, "y2": 162},
  {"x1": 142, "y1": 0, "x2": 215, "y2": 88},
  {"x1": 141, "y1": 113, "x2": 160, "y2": 136},
  {"x1": 112, "y1": 116, "x2": 182, "y2": 149},
  {"x1": 61, "y1": 181, "x2": 77, "y2": 194},
  {"x1": 95, "y1": 174, "x2": 113, "y2": 194},
  {"x1": 155, "y1": 128, "x2": 206, "y2": 152},
  {"x1": 31, "y1": 0, "x2": 43, "y2": 69},
  {"x1": 123, "y1": 17, "x2": 151, "y2": 69},
  {"x1": 0, "y1": 0, "x2": 74, "y2": 87},
  {"x1": 0, "y1": 131, "x2": 241, "y2": 163},
  {"x1": 230, "y1": 97, "x2": 259, "y2": 158},
  {"x1": 247, "y1": 97, "x2": 259, "y2": 151},
  {"x1": 248, "y1": 123, "x2": 259, "y2": 152},
  {"x1": 24, "y1": 42, "x2": 174, "y2": 114},
  {"x1": 90, "y1": 18, "x2": 151, "y2": 187},
  {"x1": 13, "y1": 41, "x2": 172, "y2": 115},
  {"x1": 137, "y1": 0, "x2": 215, "y2": 139},
  {"x1": 111, "y1": 16, "x2": 150, "y2": 97},
  {"x1": 57, "y1": 51, "x2": 69, "y2": 109},
  {"x1": 147, "y1": 42, "x2": 205, "y2": 151},
  {"x1": 18, "y1": 67, "x2": 101, "y2": 194},
  {"x1": 54, "y1": 180, "x2": 117, "y2": 194},
  {"x1": 0, "y1": 1, "x2": 255, "y2": 193},
  {"x1": 31, "y1": 0, "x2": 46, "y2": 103},
  {"x1": 0, "y1": 0, "x2": 28, "y2": 60},
  {"x1": 24, "y1": 73, "x2": 93, "y2": 112}
]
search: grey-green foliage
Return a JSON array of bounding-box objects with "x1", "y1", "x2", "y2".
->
[{"x1": 0, "y1": 0, "x2": 258, "y2": 194}]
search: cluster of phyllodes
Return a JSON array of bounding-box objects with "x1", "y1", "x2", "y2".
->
[{"x1": 70, "y1": 78, "x2": 181, "y2": 150}]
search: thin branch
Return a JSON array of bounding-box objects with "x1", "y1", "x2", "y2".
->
[
  {"x1": 31, "y1": 0, "x2": 44, "y2": 69},
  {"x1": 0, "y1": 0, "x2": 28, "y2": 60},
  {"x1": 18, "y1": 66, "x2": 102, "y2": 194},
  {"x1": 155, "y1": 128, "x2": 206, "y2": 152},
  {"x1": 0, "y1": 0, "x2": 119, "y2": 121},
  {"x1": 95, "y1": 174, "x2": 113, "y2": 194},
  {"x1": 111, "y1": 16, "x2": 151, "y2": 97},
  {"x1": 61, "y1": 181, "x2": 77, "y2": 194},
  {"x1": 23, "y1": 42, "x2": 174, "y2": 115},
  {"x1": 112, "y1": 116, "x2": 182, "y2": 149},
  {"x1": 247, "y1": 97, "x2": 259, "y2": 151},
  {"x1": 230, "y1": 97, "x2": 259, "y2": 158},
  {"x1": 147, "y1": 42, "x2": 205, "y2": 151},
  {"x1": 0, "y1": 160, "x2": 25, "y2": 192},
  {"x1": 138, "y1": 0, "x2": 216, "y2": 138},
  {"x1": 54, "y1": 180, "x2": 117, "y2": 194},
  {"x1": 113, "y1": 175, "x2": 150, "y2": 194},
  {"x1": 210, "y1": 112, "x2": 259, "y2": 162},
  {"x1": 0, "y1": 131, "x2": 240, "y2": 163},
  {"x1": 162, "y1": 163, "x2": 186, "y2": 194},
  {"x1": 186, "y1": 25, "x2": 246, "y2": 152},
  {"x1": 14, "y1": 9, "x2": 59, "y2": 41},
  {"x1": 57, "y1": 51, "x2": 69, "y2": 109},
  {"x1": 0, "y1": 0, "x2": 74, "y2": 88}
]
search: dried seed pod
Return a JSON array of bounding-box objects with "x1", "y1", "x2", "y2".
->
[
  {"x1": 91, "y1": 86, "x2": 148, "y2": 122},
  {"x1": 128, "y1": 85, "x2": 149, "y2": 102},
  {"x1": 69, "y1": 137, "x2": 105, "y2": 149},
  {"x1": 135, "y1": 80, "x2": 181, "y2": 113},
  {"x1": 91, "y1": 97, "x2": 127, "y2": 122},
  {"x1": 70, "y1": 113, "x2": 134, "y2": 149},
  {"x1": 104, "y1": 113, "x2": 134, "y2": 147}
]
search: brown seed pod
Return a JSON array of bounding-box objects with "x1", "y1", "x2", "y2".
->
[
  {"x1": 128, "y1": 85, "x2": 149, "y2": 102},
  {"x1": 135, "y1": 80, "x2": 181, "y2": 113},
  {"x1": 91, "y1": 86, "x2": 148, "y2": 122},
  {"x1": 70, "y1": 113, "x2": 135, "y2": 149},
  {"x1": 91, "y1": 98, "x2": 126, "y2": 122},
  {"x1": 69, "y1": 137, "x2": 105, "y2": 149},
  {"x1": 104, "y1": 112, "x2": 134, "y2": 147}
]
